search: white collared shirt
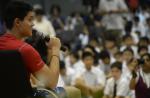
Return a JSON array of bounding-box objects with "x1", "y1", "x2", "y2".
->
[
  {"x1": 72, "y1": 66, "x2": 106, "y2": 87},
  {"x1": 104, "y1": 75, "x2": 130, "y2": 97}
]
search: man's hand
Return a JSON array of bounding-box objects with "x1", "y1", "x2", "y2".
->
[
  {"x1": 46, "y1": 37, "x2": 61, "y2": 56},
  {"x1": 47, "y1": 37, "x2": 61, "y2": 50}
]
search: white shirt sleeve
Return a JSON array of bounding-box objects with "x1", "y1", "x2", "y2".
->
[{"x1": 96, "y1": 68, "x2": 106, "y2": 87}]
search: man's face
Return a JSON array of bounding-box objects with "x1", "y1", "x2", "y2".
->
[
  {"x1": 70, "y1": 55, "x2": 77, "y2": 65},
  {"x1": 123, "y1": 51, "x2": 133, "y2": 62},
  {"x1": 105, "y1": 40, "x2": 115, "y2": 49},
  {"x1": 83, "y1": 56, "x2": 94, "y2": 70},
  {"x1": 142, "y1": 55, "x2": 150, "y2": 71},
  {"x1": 16, "y1": 11, "x2": 34, "y2": 37},
  {"x1": 111, "y1": 67, "x2": 121, "y2": 80}
]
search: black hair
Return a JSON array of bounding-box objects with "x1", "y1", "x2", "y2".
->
[
  {"x1": 99, "y1": 50, "x2": 110, "y2": 60},
  {"x1": 82, "y1": 51, "x2": 94, "y2": 60},
  {"x1": 50, "y1": 4, "x2": 61, "y2": 15},
  {"x1": 25, "y1": 29, "x2": 48, "y2": 63},
  {"x1": 138, "y1": 46, "x2": 148, "y2": 53},
  {"x1": 124, "y1": 21, "x2": 133, "y2": 34},
  {"x1": 3, "y1": 0, "x2": 33, "y2": 29},
  {"x1": 139, "y1": 37, "x2": 149, "y2": 43},
  {"x1": 146, "y1": 17, "x2": 150, "y2": 23},
  {"x1": 133, "y1": 15, "x2": 140, "y2": 22},
  {"x1": 70, "y1": 52, "x2": 79, "y2": 60},
  {"x1": 34, "y1": 8, "x2": 44, "y2": 16},
  {"x1": 123, "y1": 47, "x2": 134, "y2": 55},
  {"x1": 122, "y1": 34, "x2": 132, "y2": 41},
  {"x1": 111, "y1": 61, "x2": 122, "y2": 71}
]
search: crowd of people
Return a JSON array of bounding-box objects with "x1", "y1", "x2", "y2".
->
[{"x1": 0, "y1": 0, "x2": 150, "y2": 98}]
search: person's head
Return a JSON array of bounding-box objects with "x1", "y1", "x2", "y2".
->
[
  {"x1": 127, "y1": 58, "x2": 139, "y2": 71},
  {"x1": 83, "y1": 45, "x2": 99, "y2": 65},
  {"x1": 34, "y1": 8, "x2": 44, "y2": 22},
  {"x1": 99, "y1": 50, "x2": 110, "y2": 65},
  {"x1": 69, "y1": 52, "x2": 79, "y2": 65},
  {"x1": 82, "y1": 51, "x2": 94, "y2": 71},
  {"x1": 114, "y1": 51, "x2": 123, "y2": 62},
  {"x1": 141, "y1": 53, "x2": 150, "y2": 73},
  {"x1": 50, "y1": 4, "x2": 61, "y2": 17},
  {"x1": 83, "y1": 45, "x2": 95, "y2": 55},
  {"x1": 122, "y1": 34, "x2": 134, "y2": 46},
  {"x1": 138, "y1": 46, "x2": 148, "y2": 57},
  {"x1": 3, "y1": 1, "x2": 34, "y2": 37},
  {"x1": 138, "y1": 37, "x2": 149, "y2": 47},
  {"x1": 89, "y1": 38, "x2": 99, "y2": 48},
  {"x1": 104, "y1": 36, "x2": 116, "y2": 50},
  {"x1": 123, "y1": 47, "x2": 134, "y2": 62},
  {"x1": 111, "y1": 61, "x2": 122, "y2": 80},
  {"x1": 133, "y1": 16, "x2": 140, "y2": 24},
  {"x1": 124, "y1": 21, "x2": 132, "y2": 34}
]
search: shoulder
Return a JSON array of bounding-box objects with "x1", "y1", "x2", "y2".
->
[
  {"x1": 92, "y1": 66, "x2": 105, "y2": 75},
  {"x1": 19, "y1": 43, "x2": 37, "y2": 53},
  {"x1": 107, "y1": 77, "x2": 114, "y2": 84},
  {"x1": 119, "y1": 76, "x2": 129, "y2": 85}
]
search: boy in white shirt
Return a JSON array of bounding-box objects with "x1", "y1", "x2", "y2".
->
[{"x1": 103, "y1": 61, "x2": 130, "y2": 98}]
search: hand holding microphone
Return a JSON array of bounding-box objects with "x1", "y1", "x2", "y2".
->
[{"x1": 44, "y1": 36, "x2": 67, "y2": 52}]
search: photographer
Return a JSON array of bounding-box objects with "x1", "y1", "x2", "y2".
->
[
  {"x1": 0, "y1": 0, "x2": 61, "y2": 93},
  {"x1": 129, "y1": 53, "x2": 150, "y2": 98}
]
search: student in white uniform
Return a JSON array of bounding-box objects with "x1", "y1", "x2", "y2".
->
[
  {"x1": 103, "y1": 61, "x2": 130, "y2": 98},
  {"x1": 74, "y1": 51, "x2": 106, "y2": 98}
]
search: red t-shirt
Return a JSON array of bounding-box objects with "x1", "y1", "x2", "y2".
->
[{"x1": 0, "y1": 33, "x2": 45, "y2": 73}]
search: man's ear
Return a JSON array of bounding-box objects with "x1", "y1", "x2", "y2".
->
[{"x1": 14, "y1": 18, "x2": 21, "y2": 27}]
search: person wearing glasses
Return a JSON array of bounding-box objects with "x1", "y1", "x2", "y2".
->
[{"x1": 130, "y1": 53, "x2": 150, "y2": 98}]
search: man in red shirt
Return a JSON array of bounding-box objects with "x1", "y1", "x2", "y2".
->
[{"x1": 0, "y1": 1, "x2": 61, "y2": 89}]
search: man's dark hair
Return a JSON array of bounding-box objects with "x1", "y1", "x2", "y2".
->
[
  {"x1": 50, "y1": 4, "x2": 61, "y2": 15},
  {"x1": 138, "y1": 46, "x2": 148, "y2": 53},
  {"x1": 122, "y1": 34, "x2": 132, "y2": 41},
  {"x1": 139, "y1": 37, "x2": 149, "y2": 43},
  {"x1": 99, "y1": 50, "x2": 110, "y2": 60},
  {"x1": 34, "y1": 8, "x2": 45, "y2": 16},
  {"x1": 123, "y1": 47, "x2": 134, "y2": 55},
  {"x1": 3, "y1": 0, "x2": 33, "y2": 29},
  {"x1": 111, "y1": 61, "x2": 122, "y2": 71},
  {"x1": 70, "y1": 52, "x2": 79, "y2": 60},
  {"x1": 82, "y1": 51, "x2": 94, "y2": 60}
]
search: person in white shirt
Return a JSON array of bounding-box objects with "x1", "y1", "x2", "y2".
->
[
  {"x1": 99, "y1": 50, "x2": 112, "y2": 79},
  {"x1": 103, "y1": 61, "x2": 130, "y2": 98},
  {"x1": 33, "y1": 8, "x2": 56, "y2": 37},
  {"x1": 74, "y1": 51, "x2": 106, "y2": 98},
  {"x1": 99, "y1": 0, "x2": 128, "y2": 31}
]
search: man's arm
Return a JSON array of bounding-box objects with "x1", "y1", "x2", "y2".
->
[{"x1": 33, "y1": 37, "x2": 61, "y2": 89}]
